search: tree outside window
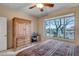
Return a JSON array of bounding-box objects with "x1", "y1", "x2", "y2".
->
[{"x1": 44, "y1": 14, "x2": 75, "y2": 40}]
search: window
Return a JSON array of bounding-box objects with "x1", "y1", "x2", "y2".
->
[{"x1": 44, "y1": 14, "x2": 75, "y2": 40}]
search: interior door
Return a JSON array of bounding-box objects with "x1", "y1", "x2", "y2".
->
[{"x1": 0, "y1": 17, "x2": 7, "y2": 51}]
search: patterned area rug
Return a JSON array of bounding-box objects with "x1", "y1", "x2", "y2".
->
[{"x1": 16, "y1": 40, "x2": 79, "y2": 56}]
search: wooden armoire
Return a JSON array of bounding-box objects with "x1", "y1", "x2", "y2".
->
[{"x1": 12, "y1": 17, "x2": 31, "y2": 49}]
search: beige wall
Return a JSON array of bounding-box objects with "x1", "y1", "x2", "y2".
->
[
  {"x1": 38, "y1": 6, "x2": 79, "y2": 45},
  {"x1": 0, "y1": 5, "x2": 38, "y2": 48}
]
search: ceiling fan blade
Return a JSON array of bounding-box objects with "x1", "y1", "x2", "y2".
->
[
  {"x1": 44, "y1": 3, "x2": 54, "y2": 7},
  {"x1": 40, "y1": 8, "x2": 44, "y2": 12},
  {"x1": 29, "y1": 5, "x2": 36, "y2": 9}
]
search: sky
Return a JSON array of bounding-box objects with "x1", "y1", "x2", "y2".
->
[{"x1": 45, "y1": 16, "x2": 75, "y2": 29}]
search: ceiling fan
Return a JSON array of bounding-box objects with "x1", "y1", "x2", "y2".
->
[{"x1": 29, "y1": 3, "x2": 54, "y2": 12}]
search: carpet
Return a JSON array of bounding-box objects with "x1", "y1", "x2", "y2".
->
[{"x1": 16, "y1": 39, "x2": 78, "y2": 56}]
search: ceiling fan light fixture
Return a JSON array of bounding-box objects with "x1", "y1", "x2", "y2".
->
[{"x1": 36, "y1": 3, "x2": 44, "y2": 8}]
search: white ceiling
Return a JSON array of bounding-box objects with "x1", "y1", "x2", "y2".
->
[{"x1": 1, "y1": 3, "x2": 79, "y2": 18}]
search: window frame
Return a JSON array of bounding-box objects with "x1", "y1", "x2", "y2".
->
[{"x1": 43, "y1": 13, "x2": 75, "y2": 41}]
